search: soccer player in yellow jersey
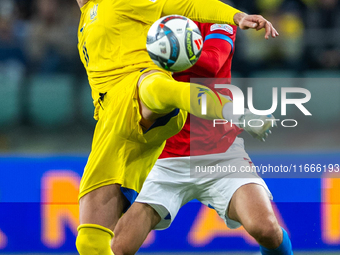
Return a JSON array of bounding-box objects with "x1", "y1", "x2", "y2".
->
[{"x1": 75, "y1": 0, "x2": 278, "y2": 254}]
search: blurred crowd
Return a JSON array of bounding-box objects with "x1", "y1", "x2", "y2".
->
[
  {"x1": 0, "y1": 0, "x2": 81, "y2": 81},
  {"x1": 233, "y1": 0, "x2": 340, "y2": 73},
  {"x1": 0, "y1": 0, "x2": 339, "y2": 153},
  {"x1": 0, "y1": 0, "x2": 340, "y2": 78}
]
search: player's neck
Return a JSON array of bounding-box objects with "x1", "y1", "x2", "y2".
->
[{"x1": 77, "y1": 0, "x2": 89, "y2": 8}]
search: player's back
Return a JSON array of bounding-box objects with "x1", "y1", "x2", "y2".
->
[{"x1": 77, "y1": 0, "x2": 167, "y2": 92}]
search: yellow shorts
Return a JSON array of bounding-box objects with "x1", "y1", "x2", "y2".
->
[{"x1": 79, "y1": 69, "x2": 187, "y2": 200}]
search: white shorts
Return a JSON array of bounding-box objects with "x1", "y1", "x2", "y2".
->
[{"x1": 136, "y1": 137, "x2": 273, "y2": 230}]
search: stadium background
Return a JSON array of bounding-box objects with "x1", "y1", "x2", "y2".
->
[{"x1": 0, "y1": 0, "x2": 340, "y2": 254}]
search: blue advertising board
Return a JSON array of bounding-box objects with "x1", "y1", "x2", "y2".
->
[{"x1": 0, "y1": 153, "x2": 339, "y2": 252}]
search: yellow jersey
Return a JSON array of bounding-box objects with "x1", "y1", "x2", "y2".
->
[
  {"x1": 77, "y1": 0, "x2": 240, "y2": 93},
  {"x1": 76, "y1": 0, "x2": 240, "y2": 197}
]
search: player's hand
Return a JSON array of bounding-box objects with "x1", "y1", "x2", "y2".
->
[
  {"x1": 234, "y1": 12, "x2": 279, "y2": 39},
  {"x1": 239, "y1": 110, "x2": 277, "y2": 142}
]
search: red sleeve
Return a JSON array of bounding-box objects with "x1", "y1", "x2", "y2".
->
[{"x1": 186, "y1": 23, "x2": 237, "y2": 77}]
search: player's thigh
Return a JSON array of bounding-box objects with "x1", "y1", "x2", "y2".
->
[
  {"x1": 196, "y1": 156, "x2": 272, "y2": 229},
  {"x1": 227, "y1": 182, "x2": 282, "y2": 248},
  {"x1": 227, "y1": 183, "x2": 276, "y2": 225},
  {"x1": 112, "y1": 202, "x2": 160, "y2": 255},
  {"x1": 79, "y1": 184, "x2": 129, "y2": 232}
]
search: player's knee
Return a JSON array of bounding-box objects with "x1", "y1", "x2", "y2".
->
[
  {"x1": 139, "y1": 75, "x2": 165, "y2": 108},
  {"x1": 247, "y1": 217, "x2": 282, "y2": 247},
  {"x1": 112, "y1": 243, "x2": 135, "y2": 255},
  {"x1": 76, "y1": 224, "x2": 114, "y2": 255}
]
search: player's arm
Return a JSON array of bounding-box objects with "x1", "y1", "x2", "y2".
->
[
  {"x1": 162, "y1": 0, "x2": 278, "y2": 39},
  {"x1": 185, "y1": 30, "x2": 234, "y2": 77}
]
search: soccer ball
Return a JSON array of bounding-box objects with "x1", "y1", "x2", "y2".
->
[{"x1": 146, "y1": 15, "x2": 203, "y2": 72}]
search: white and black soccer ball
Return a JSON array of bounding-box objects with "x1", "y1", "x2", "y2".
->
[{"x1": 146, "y1": 15, "x2": 203, "y2": 72}]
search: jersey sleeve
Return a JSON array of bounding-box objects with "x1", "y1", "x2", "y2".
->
[
  {"x1": 127, "y1": 0, "x2": 241, "y2": 27},
  {"x1": 162, "y1": 0, "x2": 241, "y2": 25},
  {"x1": 185, "y1": 23, "x2": 237, "y2": 77}
]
